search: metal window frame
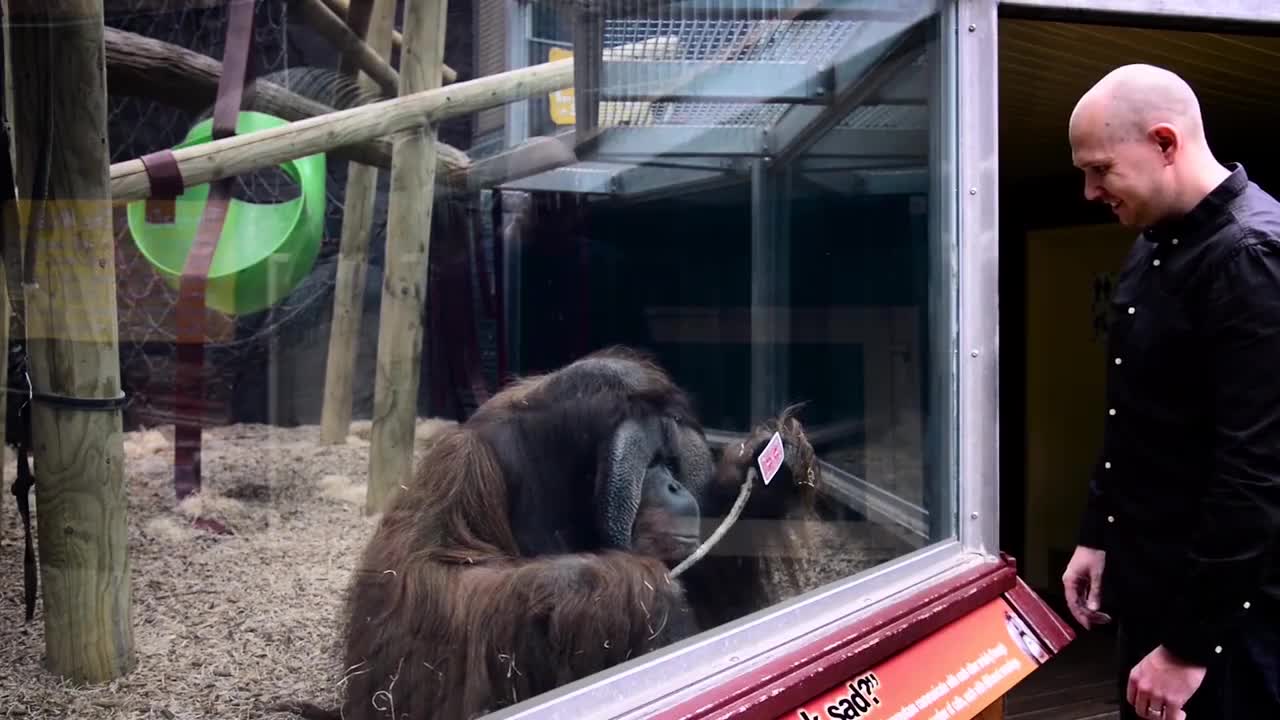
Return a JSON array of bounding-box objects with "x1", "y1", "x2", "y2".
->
[
  {"x1": 504, "y1": 0, "x2": 531, "y2": 150},
  {"x1": 478, "y1": 0, "x2": 999, "y2": 718},
  {"x1": 957, "y1": 0, "x2": 999, "y2": 557},
  {"x1": 999, "y1": 0, "x2": 1280, "y2": 25}
]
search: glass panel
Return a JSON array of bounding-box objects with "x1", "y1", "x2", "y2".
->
[{"x1": 0, "y1": 0, "x2": 955, "y2": 718}]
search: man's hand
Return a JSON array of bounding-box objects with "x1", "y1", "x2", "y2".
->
[
  {"x1": 1062, "y1": 545, "x2": 1112, "y2": 629},
  {"x1": 1126, "y1": 646, "x2": 1207, "y2": 720}
]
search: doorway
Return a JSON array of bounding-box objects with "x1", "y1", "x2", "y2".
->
[{"x1": 994, "y1": 8, "x2": 1280, "y2": 719}]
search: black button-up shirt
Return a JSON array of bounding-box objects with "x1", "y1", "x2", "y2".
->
[{"x1": 1081, "y1": 163, "x2": 1280, "y2": 666}]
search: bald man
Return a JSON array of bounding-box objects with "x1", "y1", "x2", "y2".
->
[{"x1": 1063, "y1": 64, "x2": 1280, "y2": 720}]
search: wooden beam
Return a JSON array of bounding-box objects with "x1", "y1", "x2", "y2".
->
[
  {"x1": 2, "y1": 0, "x2": 134, "y2": 683},
  {"x1": 334, "y1": 0, "x2": 374, "y2": 76},
  {"x1": 316, "y1": 0, "x2": 459, "y2": 85},
  {"x1": 366, "y1": 0, "x2": 449, "y2": 513},
  {"x1": 320, "y1": 0, "x2": 408, "y2": 65},
  {"x1": 320, "y1": 0, "x2": 397, "y2": 445},
  {"x1": 102, "y1": 26, "x2": 470, "y2": 181},
  {"x1": 465, "y1": 133, "x2": 577, "y2": 191},
  {"x1": 108, "y1": 36, "x2": 678, "y2": 202},
  {"x1": 298, "y1": 0, "x2": 456, "y2": 85},
  {"x1": 294, "y1": 0, "x2": 401, "y2": 96}
]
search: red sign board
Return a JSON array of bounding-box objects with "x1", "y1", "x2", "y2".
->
[{"x1": 781, "y1": 597, "x2": 1048, "y2": 720}]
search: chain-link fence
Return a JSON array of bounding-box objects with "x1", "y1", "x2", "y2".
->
[
  {"x1": 104, "y1": 0, "x2": 334, "y2": 430},
  {"x1": 98, "y1": 0, "x2": 512, "y2": 435}
]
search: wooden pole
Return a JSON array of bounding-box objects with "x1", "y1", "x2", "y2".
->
[
  {"x1": 366, "y1": 0, "x2": 447, "y2": 513},
  {"x1": 305, "y1": 0, "x2": 458, "y2": 85},
  {"x1": 2, "y1": 0, "x2": 134, "y2": 683},
  {"x1": 333, "y1": 0, "x2": 374, "y2": 77},
  {"x1": 101, "y1": 27, "x2": 471, "y2": 180},
  {"x1": 320, "y1": 0, "x2": 406, "y2": 57},
  {"x1": 320, "y1": 0, "x2": 397, "y2": 445},
  {"x1": 108, "y1": 36, "x2": 679, "y2": 203},
  {"x1": 109, "y1": 56, "x2": 570, "y2": 201},
  {"x1": 294, "y1": 0, "x2": 418, "y2": 97}
]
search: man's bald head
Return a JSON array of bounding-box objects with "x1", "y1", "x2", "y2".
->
[
  {"x1": 1067, "y1": 64, "x2": 1229, "y2": 228},
  {"x1": 1070, "y1": 63, "x2": 1206, "y2": 147}
]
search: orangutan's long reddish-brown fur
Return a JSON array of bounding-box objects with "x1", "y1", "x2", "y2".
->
[{"x1": 304, "y1": 347, "x2": 821, "y2": 720}]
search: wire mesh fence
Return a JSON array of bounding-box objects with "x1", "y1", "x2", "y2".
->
[{"x1": 100, "y1": 0, "x2": 384, "y2": 431}]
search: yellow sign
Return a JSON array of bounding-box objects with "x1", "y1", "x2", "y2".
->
[{"x1": 549, "y1": 47, "x2": 575, "y2": 125}]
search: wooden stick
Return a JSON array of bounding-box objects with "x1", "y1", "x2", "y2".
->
[
  {"x1": 320, "y1": 0, "x2": 406, "y2": 61},
  {"x1": 464, "y1": 133, "x2": 578, "y2": 191},
  {"x1": 2, "y1": 0, "x2": 134, "y2": 684},
  {"x1": 669, "y1": 472, "x2": 754, "y2": 579},
  {"x1": 320, "y1": 0, "x2": 397, "y2": 445},
  {"x1": 334, "y1": 0, "x2": 374, "y2": 77},
  {"x1": 293, "y1": 0, "x2": 400, "y2": 96},
  {"x1": 295, "y1": 0, "x2": 460, "y2": 88},
  {"x1": 108, "y1": 36, "x2": 679, "y2": 203},
  {"x1": 103, "y1": 26, "x2": 471, "y2": 180},
  {"x1": 366, "y1": 0, "x2": 448, "y2": 513}
]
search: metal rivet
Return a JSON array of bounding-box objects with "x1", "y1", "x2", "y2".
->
[
  {"x1": 969, "y1": 24, "x2": 976, "y2": 31},
  {"x1": 970, "y1": 512, "x2": 980, "y2": 520},
  {"x1": 970, "y1": 349, "x2": 980, "y2": 357},
  {"x1": 969, "y1": 187, "x2": 978, "y2": 195}
]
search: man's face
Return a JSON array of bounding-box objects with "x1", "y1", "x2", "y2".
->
[{"x1": 1070, "y1": 105, "x2": 1170, "y2": 228}]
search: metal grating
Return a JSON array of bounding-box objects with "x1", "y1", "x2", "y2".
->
[
  {"x1": 654, "y1": 102, "x2": 789, "y2": 127},
  {"x1": 596, "y1": 102, "x2": 923, "y2": 133},
  {"x1": 597, "y1": 18, "x2": 861, "y2": 122},
  {"x1": 604, "y1": 18, "x2": 860, "y2": 64},
  {"x1": 837, "y1": 103, "x2": 928, "y2": 130},
  {"x1": 597, "y1": 101, "x2": 787, "y2": 129}
]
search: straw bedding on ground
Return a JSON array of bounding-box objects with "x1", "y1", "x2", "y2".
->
[{"x1": 0, "y1": 421, "x2": 912, "y2": 719}]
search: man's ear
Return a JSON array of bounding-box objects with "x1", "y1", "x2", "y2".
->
[{"x1": 1150, "y1": 124, "x2": 1179, "y2": 162}]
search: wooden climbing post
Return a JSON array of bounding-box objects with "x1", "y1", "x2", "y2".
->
[
  {"x1": 294, "y1": 0, "x2": 401, "y2": 97},
  {"x1": 2, "y1": 0, "x2": 135, "y2": 683},
  {"x1": 320, "y1": 0, "x2": 397, "y2": 445},
  {"x1": 367, "y1": 0, "x2": 447, "y2": 513}
]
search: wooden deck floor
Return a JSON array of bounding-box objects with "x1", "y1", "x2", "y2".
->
[{"x1": 1006, "y1": 623, "x2": 1122, "y2": 720}]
